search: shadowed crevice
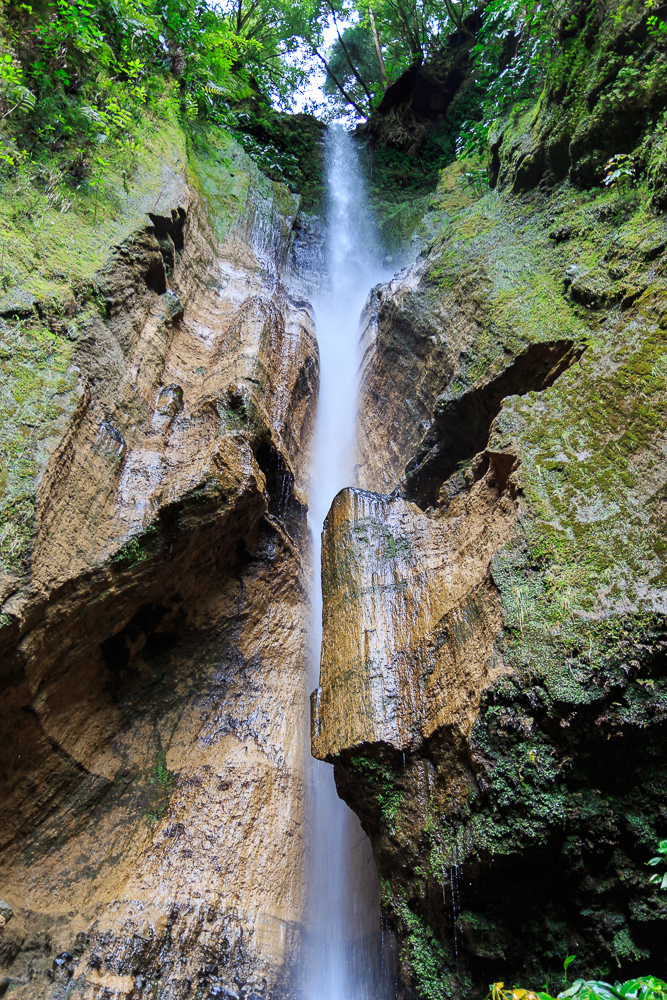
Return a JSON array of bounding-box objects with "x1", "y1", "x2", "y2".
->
[{"x1": 402, "y1": 338, "x2": 585, "y2": 508}]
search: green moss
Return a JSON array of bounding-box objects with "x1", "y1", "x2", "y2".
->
[
  {"x1": 350, "y1": 754, "x2": 404, "y2": 831},
  {"x1": 229, "y1": 108, "x2": 324, "y2": 210},
  {"x1": 496, "y1": 0, "x2": 667, "y2": 196},
  {"x1": 0, "y1": 319, "x2": 77, "y2": 573},
  {"x1": 146, "y1": 748, "x2": 176, "y2": 824},
  {"x1": 0, "y1": 117, "x2": 186, "y2": 312},
  {"x1": 112, "y1": 524, "x2": 160, "y2": 569},
  {"x1": 188, "y1": 128, "x2": 299, "y2": 255},
  {"x1": 395, "y1": 899, "x2": 453, "y2": 1000},
  {"x1": 187, "y1": 130, "x2": 259, "y2": 247}
]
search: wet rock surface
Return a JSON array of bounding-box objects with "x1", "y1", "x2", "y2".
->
[
  {"x1": 312, "y1": 477, "x2": 515, "y2": 760},
  {"x1": 0, "y1": 133, "x2": 318, "y2": 1000}
]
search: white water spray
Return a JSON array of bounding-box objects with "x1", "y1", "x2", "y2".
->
[{"x1": 303, "y1": 126, "x2": 393, "y2": 1000}]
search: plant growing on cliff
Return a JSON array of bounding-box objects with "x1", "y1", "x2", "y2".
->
[
  {"x1": 397, "y1": 899, "x2": 451, "y2": 1000},
  {"x1": 147, "y1": 748, "x2": 177, "y2": 823},
  {"x1": 488, "y1": 978, "x2": 667, "y2": 1000},
  {"x1": 0, "y1": 0, "x2": 259, "y2": 181},
  {"x1": 603, "y1": 154, "x2": 636, "y2": 191},
  {"x1": 350, "y1": 753, "x2": 403, "y2": 830},
  {"x1": 454, "y1": 0, "x2": 564, "y2": 162},
  {"x1": 647, "y1": 838, "x2": 667, "y2": 889},
  {"x1": 564, "y1": 956, "x2": 577, "y2": 987}
]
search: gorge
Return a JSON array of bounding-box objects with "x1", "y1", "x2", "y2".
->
[
  {"x1": 303, "y1": 124, "x2": 390, "y2": 1000},
  {"x1": 1, "y1": 0, "x2": 667, "y2": 998}
]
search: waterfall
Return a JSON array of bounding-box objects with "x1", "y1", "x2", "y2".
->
[{"x1": 303, "y1": 126, "x2": 393, "y2": 1000}]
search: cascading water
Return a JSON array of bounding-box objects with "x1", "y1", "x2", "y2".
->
[{"x1": 303, "y1": 126, "x2": 394, "y2": 1000}]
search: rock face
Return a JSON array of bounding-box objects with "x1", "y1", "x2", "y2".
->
[
  {"x1": 313, "y1": 7, "x2": 667, "y2": 995},
  {"x1": 312, "y1": 478, "x2": 514, "y2": 760},
  {"x1": 492, "y1": 5, "x2": 667, "y2": 204},
  {"x1": 0, "y1": 130, "x2": 318, "y2": 1000}
]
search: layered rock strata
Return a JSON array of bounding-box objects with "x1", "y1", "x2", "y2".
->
[
  {"x1": 0, "y1": 132, "x2": 318, "y2": 1000},
  {"x1": 312, "y1": 475, "x2": 515, "y2": 760}
]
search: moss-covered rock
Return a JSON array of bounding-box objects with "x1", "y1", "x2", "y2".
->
[
  {"x1": 495, "y1": 0, "x2": 667, "y2": 204},
  {"x1": 229, "y1": 107, "x2": 326, "y2": 211}
]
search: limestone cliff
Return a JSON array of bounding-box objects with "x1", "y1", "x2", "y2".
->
[
  {"x1": 313, "y1": 3, "x2": 667, "y2": 996},
  {"x1": 0, "y1": 125, "x2": 318, "y2": 1000}
]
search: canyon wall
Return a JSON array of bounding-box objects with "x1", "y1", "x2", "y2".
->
[
  {"x1": 0, "y1": 127, "x2": 318, "y2": 1000},
  {"x1": 313, "y1": 5, "x2": 667, "y2": 996}
]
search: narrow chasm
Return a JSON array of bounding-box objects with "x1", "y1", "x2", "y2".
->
[{"x1": 2, "y1": 1, "x2": 667, "y2": 999}]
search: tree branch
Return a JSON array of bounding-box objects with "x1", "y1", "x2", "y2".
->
[
  {"x1": 313, "y1": 47, "x2": 369, "y2": 117},
  {"x1": 368, "y1": 7, "x2": 387, "y2": 89},
  {"x1": 326, "y1": 0, "x2": 375, "y2": 102}
]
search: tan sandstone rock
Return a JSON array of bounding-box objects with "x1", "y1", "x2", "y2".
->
[
  {"x1": 312, "y1": 455, "x2": 518, "y2": 762},
  {"x1": 0, "y1": 133, "x2": 318, "y2": 1000}
]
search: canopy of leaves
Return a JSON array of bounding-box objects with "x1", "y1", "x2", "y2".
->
[
  {"x1": 322, "y1": 22, "x2": 382, "y2": 113},
  {"x1": 0, "y1": 0, "x2": 323, "y2": 200},
  {"x1": 313, "y1": 0, "x2": 478, "y2": 120}
]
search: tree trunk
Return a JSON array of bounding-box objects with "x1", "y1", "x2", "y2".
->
[{"x1": 369, "y1": 8, "x2": 388, "y2": 90}]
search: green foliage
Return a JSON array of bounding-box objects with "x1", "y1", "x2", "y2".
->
[
  {"x1": 560, "y1": 978, "x2": 667, "y2": 1000},
  {"x1": 225, "y1": 106, "x2": 324, "y2": 205},
  {"x1": 0, "y1": 0, "x2": 314, "y2": 195},
  {"x1": 350, "y1": 753, "x2": 403, "y2": 830},
  {"x1": 646, "y1": 839, "x2": 667, "y2": 890},
  {"x1": 490, "y1": 979, "x2": 667, "y2": 1000},
  {"x1": 112, "y1": 525, "x2": 160, "y2": 568},
  {"x1": 0, "y1": 0, "x2": 342, "y2": 206},
  {"x1": 322, "y1": 21, "x2": 381, "y2": 117},
  {"x1": 284, "y1": 0, "x2": 479, "y2": 121},
  {"x1": 147, "y1": 747, "x2": 176, "y2": 823},
  {"x1": 455, "y1": 0, "x2": 561, "y2": 162},
  {"x1": 396, "y1": 898, "x2": 451, "y2": 1000},
  {"x1": 603, "y1": 154, "x2": 636, "y2": 191},
  {"x1": 0, "y1": 318, "x2": 77, "y2": 574}
]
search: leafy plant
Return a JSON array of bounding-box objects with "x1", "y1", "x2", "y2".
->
[
  {"x1": 488, "y1": 978, "x2": 667, "y2": 1000},
  {"x1": 646, "y1": 0, "x2": 667, "y2": 38},
  {"x1": 647, "y1": 838, "x2": 667, "y2": 889},
  {"x1": 603, "y1": 153, "x2": 636, "y2": 191},
  {"x1": 457, "y1": 161, "x2": 488, "y2": 198},
  {"x1": 455, "y1": 0, "x2": 559, "y2": 164},
  {"x1": 560, "y1": 979, "x2": 667, "y2": 1000}
]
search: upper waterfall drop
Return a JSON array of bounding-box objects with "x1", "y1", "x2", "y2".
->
[
  {"x1": 303, "y1": 125, "x2": 393, "y2": 1000},
  {"x1": 309, "y1": 124, "x2": 384, "y2": 528}
]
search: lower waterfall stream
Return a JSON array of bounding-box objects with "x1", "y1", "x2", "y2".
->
[{"x1": 302, "y1": 126, "x2": 394, "y2": 1000}]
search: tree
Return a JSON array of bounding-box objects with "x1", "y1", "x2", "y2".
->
[
  {"x1": 322, "y1": 22, "x2": 382, "y2": 116},
  {"x1": 308, "y1": 0, "x2": 478, "y2": 120}
]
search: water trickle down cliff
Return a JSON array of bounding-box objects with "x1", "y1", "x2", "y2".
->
[{"x1": 0, "y1": 130, "x2": 319, "y2": 1000}]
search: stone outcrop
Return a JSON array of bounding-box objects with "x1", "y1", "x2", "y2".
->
[
  {"x1": 312, "y1": 477, "x2": 514, "y2": 760},
  {"x1": 0, "y1": 129, "x2": 318, "y2": 1000}
]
